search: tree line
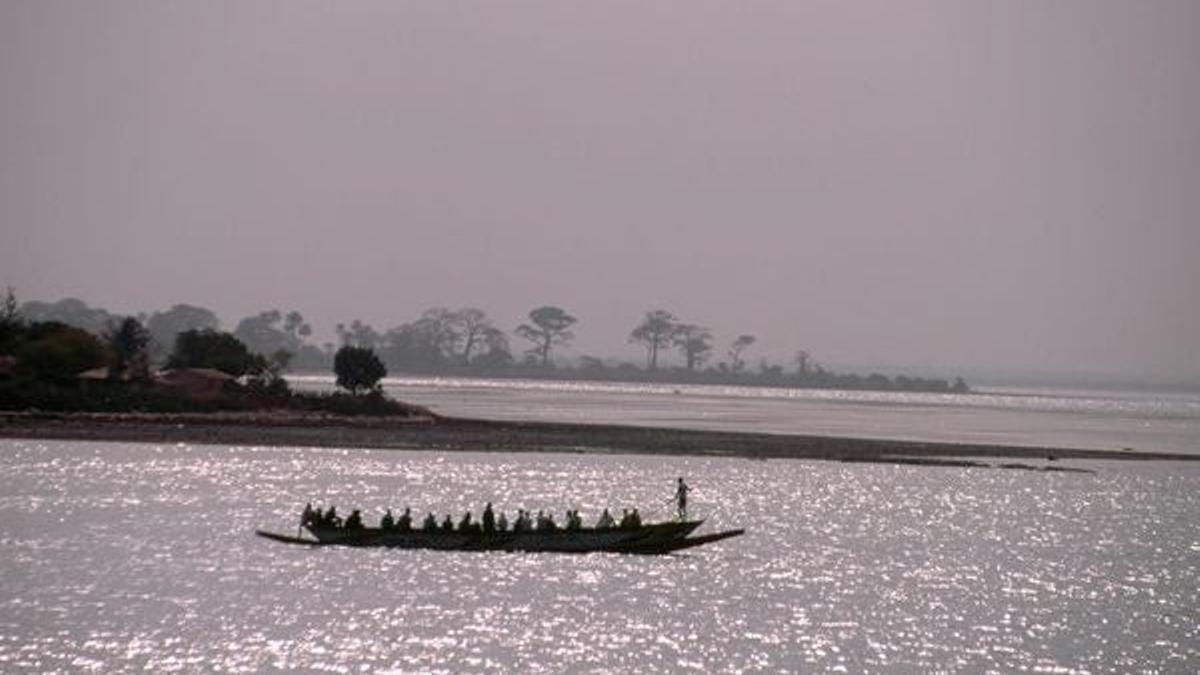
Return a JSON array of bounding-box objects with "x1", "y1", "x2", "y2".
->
[
  {"x1": 0, "y1": 289, "x2": 413, "y2": 415},
  {"x1": 8, "y1": 293, "x2": 969, "y2": 394}
]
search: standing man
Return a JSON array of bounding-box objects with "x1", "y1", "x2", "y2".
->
[
  {"x1": 482, "y1": 502, "x2": 496, "y2": 534},
  {"x1": 674, "y1": 477, "x2": 690, "y2": 521}
]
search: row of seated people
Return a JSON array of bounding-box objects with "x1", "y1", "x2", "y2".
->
[{"x1": 303, "y1": 503, "x2": 643, "y2": 534}]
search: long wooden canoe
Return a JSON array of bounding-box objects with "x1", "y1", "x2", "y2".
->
[{"x1": 256, "y1": 520, "x2": 743, "y2": 555}]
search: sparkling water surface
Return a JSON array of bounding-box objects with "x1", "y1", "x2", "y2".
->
[{"x1": 1, "y1": 440, "x2": 1196, "y2": 673}]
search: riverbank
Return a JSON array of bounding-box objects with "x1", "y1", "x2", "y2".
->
[{"x1": 2, "y1": 411, "x2": 1196, "y2": 465}]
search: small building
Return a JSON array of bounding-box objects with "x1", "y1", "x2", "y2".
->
[
  {"x1": 155, "y1": 368, "x2": 235, "y2": 400},
  {"x1": 78, "y1": 366, "x2": 120, "y2": 381}
]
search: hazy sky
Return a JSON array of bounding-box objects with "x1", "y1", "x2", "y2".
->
[{"x1": 2, "y1": 1, "x2": 1197, "y2": 379}]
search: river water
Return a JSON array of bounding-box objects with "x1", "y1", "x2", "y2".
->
[
  {"x1": 293, "y1": 375, "x2": 1200, "y2": 455},
  {"x1": 1, "y1": 439, "x2": 1196, "y2": 673}
]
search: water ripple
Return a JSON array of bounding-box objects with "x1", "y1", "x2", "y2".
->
[{"x1": 0, "y1": 440, "x2": 1196, "y2": 673}]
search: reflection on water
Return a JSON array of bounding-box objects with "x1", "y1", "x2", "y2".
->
[
  {"x1": 1, "y1": 440, "x2": 1196, "y2": 673},
  {"x1": 290, "y1": 375, "x2": 1200, "y2": 455}
]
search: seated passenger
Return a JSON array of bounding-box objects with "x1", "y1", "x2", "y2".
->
[
  {"x1": 537, "y1": 510, "x2": 558, "y2": 531},
  {"x1": 513, "y1": 509, "x2": 531, "y2": 532},
  {"x1": 441, "y1": 514, "x2": 454, "y2": 532},
  {"x1": 565, "y1": 510, "x2": 582, "y2": 531},
  {"x1": 596, "y1": 508, "x2": 615, "y2": 529},
  {"x1": 324, "y1": 506, "x2": 341, "y2": 528},
  {"x1": 345, "y1": 509, "x2": 364, "y2": 531},
  {"x1": 397, "y1": 507, "x2": 413, "y2": 532},
  {"x1": 422, "y1": 512, "x2": 438, "y2": 530},
  {"x1": 380, "y1": 509, "x2": 395, "y2": 531},
  {"x1": 619, "y1": 509, "x2": 633, "y2": 529},
  {"x1": 630, "y1": 508, "x2": 642, "y2": 527},
  {"x1": 458, "y1": 511, "x2": 474, "y2": 532},
  {"x1": 496, "y1": 512, "x2": 509, "y2": 532}
]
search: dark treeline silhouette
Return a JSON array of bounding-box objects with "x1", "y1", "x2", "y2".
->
[
  {"x1": 0, "y1": 290, "x2": 425, "y2": 416},
  {"x1": 5, "y1": 294, "x2": 969, "y2": 395}
]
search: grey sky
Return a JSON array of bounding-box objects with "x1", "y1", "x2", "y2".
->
[{"x1": 2, "y1": 1, "x2": 1197, "y2": 379}]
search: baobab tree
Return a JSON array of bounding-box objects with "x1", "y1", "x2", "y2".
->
[
  {"x1": 453, "y1": 308, "x2": 497, "y2": 365},
  {"x1": 629, "y1": 310, "x2": 678, "y2": 371},
  {"x1": 515, "y1": 306, "x2": 577, "y2": 367},
  {"x1": 412, "y1": 307, "x2": 463, "y2": 362}
]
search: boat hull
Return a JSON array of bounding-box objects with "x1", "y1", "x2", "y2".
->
[{"x1": 255, "y1": 520, "x2": 742, "y2": 555}]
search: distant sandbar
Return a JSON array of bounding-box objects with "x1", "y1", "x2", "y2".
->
[{"x1": 0, "y1": 411, "x2": 1194, "y2": 467}]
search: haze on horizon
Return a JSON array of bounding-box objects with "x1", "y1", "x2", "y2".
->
[{"x1": 2, "y1": 1, "x2": 1197, "y2": 382}]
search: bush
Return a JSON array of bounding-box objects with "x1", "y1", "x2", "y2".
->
[
  {"x1": 290, "y1": 390, "x2": 425, "y2": 417},
  {"x1": 15, "y1": 323, "x2": 110, "y2": 381},
  {"x1": 333, "y1": 346, "x2": 386, "y2": 394}
]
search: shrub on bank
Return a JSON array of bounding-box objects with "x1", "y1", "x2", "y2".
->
[{"x1": 289, "y1": 390, "x2": 430, "y2": 417}]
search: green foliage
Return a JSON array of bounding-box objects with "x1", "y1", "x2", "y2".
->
[
  {"x1": 168, "y1": 329, "x2": 260, "y2": 377},
  {"x1": 15, "y1": 322, "x2": 110, "y2": 381},
  {"x1": 243, "y1": 348, "x2": 293, "y2": 397},
  {"x1": 334, "y1": 345, "x2": 387, "y2": 394}
]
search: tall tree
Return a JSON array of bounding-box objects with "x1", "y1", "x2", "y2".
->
[
  {"x1": 145, "y1": 304, "x2": 220, "y2": 357},
  {"x1": 234, "y1": 309, "x2": 310, "y2": 358},
  {"x1": 515, "y1": 306, "x2": 577, "y2": 367},
  {"x1": 336, "y1": 319, "x2": 380, "y2": 350},
  {"x1": 283, "y1": 311, "x2": 313, "y2": 342},
  {"x1": 673, "y1": 324, "x2": 713, "y2": 372},
  {"x1": 107, "y1": 317, "x2": 151, "y2": 380},
  {"x1": 413, "y1": 308, "x2": 462, "y2": 362},
  {"x1": 728, "y1": 334, "x2": 756, "y2": 373},
  {"x1": 19, "y1": 298, "x2": 115, "y2": 334},
  {"x1": 0, "y1": 287, "x2": 19, "y2": 328},
  {"x1": 379, "y1": 323, "x2": 431, "y2": 370},
  {"x1": 0, "y1": 287, "x2": 23, "y2": 354},
  {"x1": 629, "y1": 310, "x2": 679, "y2": 371},
  {"x1": 794, "y1": 350, "x2": 813, "y2": 377},
  {"x1": 168, "y1": 329, "x2": 262, "y2": 377},
  {"x1": 453, "y1": 308, "x2": 495, "y2": 365},
  {"x1": 472, "y1": 326, "x2": 512, "y2": 368}
]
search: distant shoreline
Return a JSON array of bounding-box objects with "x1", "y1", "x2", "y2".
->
[{"x1": 1, "y1": 411, "x2": 1196, "y2": 467}]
